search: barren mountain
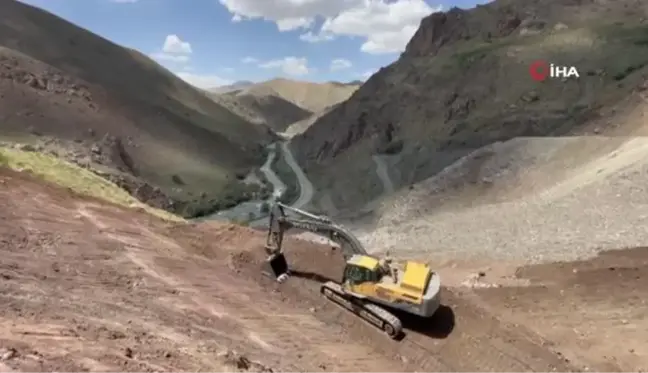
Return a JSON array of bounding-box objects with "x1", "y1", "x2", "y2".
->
[
  {"x1": 208, "y1": 90, "x2": 312, "y2": 132},
  {"x1": 207, "y1": 78, "x2": 361, "y2": 132},
  {"x1": 208, "y1": 80, "x2": 254, "y2": 94},
  {"x1": 283, "y1": 103, "x2": 341, "y2": 138},
  {"x1": 291, "y1": 0, "x2": 648, "y2": 212},
  {"x1": 0, "y1": 0, "x2": 276, "y2": 218},
  {"x1": 240, "y1": 78, "x2": 361, "y2": 113}
]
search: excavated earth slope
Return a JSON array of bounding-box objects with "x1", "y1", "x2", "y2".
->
[{"x1": 1, "y1": 167, "x2": 647, "y2": 371}]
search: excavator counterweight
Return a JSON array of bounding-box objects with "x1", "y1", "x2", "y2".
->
[{"x1": 261, "y1": 202, "x2": 442, "y2": 339}]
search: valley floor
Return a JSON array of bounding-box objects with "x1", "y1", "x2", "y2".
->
[{"x1": 1, "y1": 166, "x2": 646, "y2": 372}]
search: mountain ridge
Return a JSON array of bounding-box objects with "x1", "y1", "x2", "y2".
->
[
  {"x1": 291, "y1": 0, "x2": 648, "y2": 213},
  {"x1": 207, "y1": 77, "x2": 362, "y2": 132},
  {"x1": 0, "y1": 0, "x2": 275, "y2": 217}
]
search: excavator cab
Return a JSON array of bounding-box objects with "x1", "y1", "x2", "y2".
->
[
  {"x1": 341, "y1": 256, "x2": 386, "y2": 297},
  {"x1": 342, "y1": 256, "x2": 382, "y2": 283}
]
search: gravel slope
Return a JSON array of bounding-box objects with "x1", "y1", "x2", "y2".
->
[
  {"x1": 354, "y1": 136, "x2": 648, "y2": 264},
  {"x1": 372, "y1": 155, "x2": 395, "y2": 194}
]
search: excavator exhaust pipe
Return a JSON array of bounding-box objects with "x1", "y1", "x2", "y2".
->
[{"x1": 262, "y1": 252, "x2": 290, "y2": 282}]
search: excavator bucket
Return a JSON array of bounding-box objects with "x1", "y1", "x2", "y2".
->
[{"x1": 262, "y1": 252, "x2": 289, "y2": 279}]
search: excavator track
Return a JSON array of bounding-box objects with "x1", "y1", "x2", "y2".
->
[{"x1": 320, "y1": 282, "x2": 403, "y2": 339}]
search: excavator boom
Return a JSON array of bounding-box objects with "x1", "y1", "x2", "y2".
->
[{"x1": 263, "y1": 202, "x2": 368, "y2": 279}]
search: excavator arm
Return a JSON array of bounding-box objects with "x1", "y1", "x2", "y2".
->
[
  {"x1": 262, "y1": 202, "x2": 368, "y2": 279},
  {"x1": 260, "y1": 202, "x2": 442, "y2": 339}
]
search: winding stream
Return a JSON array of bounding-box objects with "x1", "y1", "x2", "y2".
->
[{"x1": 202, "y1": 141, "x2": 312, "y2": 224}]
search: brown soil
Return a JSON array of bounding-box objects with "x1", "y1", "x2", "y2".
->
[
  {"x1": 0, "y1": 166, "x2": 646, "y2": 371},
  {"x1": 474, "y1": 248, "x2": 648, "y2": 371}
]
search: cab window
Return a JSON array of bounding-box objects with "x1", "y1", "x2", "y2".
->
[{"x1": 345, "y1": 265, "x2": 374, "y2": 284}]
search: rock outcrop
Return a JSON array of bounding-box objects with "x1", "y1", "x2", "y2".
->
[{"x1": 291, "y1": 0, "x2": 648, "y2": 211}]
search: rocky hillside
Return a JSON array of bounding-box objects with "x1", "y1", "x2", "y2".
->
[
  {"x1": 283, "y1": 103, "x2": 341, "y2": 138},
  {"x1": 291, "y1": 0, "x2": 648, "y2": 212},
  {"x1": 0, "y1": 0, "x2": 276, "y2": 218}
]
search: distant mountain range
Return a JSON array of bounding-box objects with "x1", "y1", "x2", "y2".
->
[
  {"x1": 205, "y1": 78, "x2": 362, "y2": 132},
  {"x1": 208, "y1": 80, "x2": 255, "y2": 94}
]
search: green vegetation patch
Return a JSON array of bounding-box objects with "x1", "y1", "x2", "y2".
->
[
  {"x1": 0, "y1": 147, "x2": 184, "y2": 222},
  {"x1": 452, "y1": 40, "x2": 512, "y2": 70},
  {"x1": 183, "y1": 179, "x2": 272, "y2": 219},
  {"x1": 596, "y1": 24, "x2": 648, "y2": 81},
  {"x1": 598, "y1": 24, "x2": 648, "y2": 45}
]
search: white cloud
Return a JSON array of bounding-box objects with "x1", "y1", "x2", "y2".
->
[
  {"x1": 176, "y1": 72, "x2": 233, "y2": 89},
  {"x1": 276, "y1": 17, "x2": 313, "y2": 31},
  {"x1": 299, "y1": 31, "x2": 334, "y2": 43},
  {"x1": 330, "y1": 58, "x2": 352, "y2": 71},
  {"x1": 218, "y1": 0, "x2": 441, "y2": 54},
  {"x1": 241, "y1": 56, "x2": 311, "y2": 76},
  {"x1": 259, "y1": 56, "x2": 310, "y2": 76},
  {"x1": 321, "y1": 0, "x2": 441, "y2": 54},
  {"x1": 162, "y1": 34, "x2": 192, "y2": 54},
  {"x1": 150, "y1": 34, "x2": 192, "y2": 64},
  {"x1": 219, "y1": 0, "x2": 362, "y2": 31}
]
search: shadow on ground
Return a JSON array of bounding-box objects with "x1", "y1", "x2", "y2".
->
[
  {"x1": 289, "y1": 269, "x2": 456, "y2": 339},
  {"x1": 395, "y1": 305, "x2": 455, "y2": 340},
  {"x1": 289, "y1": 269, "x2": 337, "y2": 283}
]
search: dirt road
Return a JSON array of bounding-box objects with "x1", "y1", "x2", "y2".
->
[
  {"x1": 260, "y1": 143, "x2": 286, "y2": 199},
  {"x1": 1, "y1": 167, "x2": 646, "y2": 371},
  {"x1": 248, "y1": 141, "x2": 314, "y2": 227},
  {"x1": 281, "y1": 141, "x2": 314, "y2": 209}
]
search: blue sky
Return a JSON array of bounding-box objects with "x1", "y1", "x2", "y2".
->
[{"x1": 18, "y1": 0, "x2": 489, "y2": 89}]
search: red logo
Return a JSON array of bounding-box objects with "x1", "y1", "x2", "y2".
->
[{"x1": 529, "y1": 60, "x2": 549, "y2": 81}]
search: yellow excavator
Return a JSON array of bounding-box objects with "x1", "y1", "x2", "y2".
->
[{"x1": 262, "y1": 202, "x2": 441, "y2": 339}]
